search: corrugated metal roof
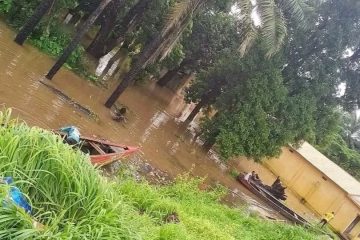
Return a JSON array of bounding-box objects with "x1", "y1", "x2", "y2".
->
[{"x1": 294, "y1": 142, "x2": 360, "y2": 196}]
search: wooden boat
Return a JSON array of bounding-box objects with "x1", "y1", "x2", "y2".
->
[
  {"x1": 55, "y1": 131, "x2": 139, "y2": 167},
  {"x1": 237, "y1": 173, "x2": 309, "y2": 226}
]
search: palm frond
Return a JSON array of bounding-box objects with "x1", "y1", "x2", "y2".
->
[
  {"x1": 237, "y1": 0, "x2": 258, "y2": 57},
  {"x1": 257, "y1": 0, "x2": 287, "y2": 58},
  {"x1": 239, "y1": 26, "x2": 258, "y2": 57},
  {"x1": 237, "y1": 0, "x2": 253, "y2": 26},
  {"x1": 277, "y1": 0, "x2": 312, "y2": 29},
  {"x1": 163, "y1": 0, "x2": 203, "y2": 34}
]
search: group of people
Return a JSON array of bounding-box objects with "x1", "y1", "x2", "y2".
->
[
  {"x1": 244, "y1": 171, "x2": 261, "y2": 183},
  {"x1": 244, "y1": 171, "x2": 287, "y2": 201},
  {"x1": 244, "y1": 170, "x2": 335, "y2": 228},
  {"x1": 269, "y1": 176, "x2": 287, "y2": 201}
]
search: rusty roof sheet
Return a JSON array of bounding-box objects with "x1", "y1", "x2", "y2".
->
[{"x1": 293, "y1": 142, "x2": 360, "y2": 196}]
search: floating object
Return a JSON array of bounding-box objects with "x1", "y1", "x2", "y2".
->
[{"x1": 55, "y1": 130, "x2": 139, "y2": 167}]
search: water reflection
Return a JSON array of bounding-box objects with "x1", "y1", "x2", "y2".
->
[{"x1": 141, "y1": 111, "x2": 170, "y2": 143}]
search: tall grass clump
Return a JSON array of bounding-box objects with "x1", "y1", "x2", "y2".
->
[{"x1": 0, "y1": 109, "x2": 154, "y2": 239}]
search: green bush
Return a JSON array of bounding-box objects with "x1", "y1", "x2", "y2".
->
[{"x1": 0, "y1": 0, "x2": 13, "y2": 14}]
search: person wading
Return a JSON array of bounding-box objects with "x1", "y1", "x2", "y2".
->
[{"x1": 318, "y1": 212, "x2": 335, "y2": 228}]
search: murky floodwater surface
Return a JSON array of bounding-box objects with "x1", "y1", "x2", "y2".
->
[{"x1": 0, "y1": 21, "x2": 315, "y2": 221}]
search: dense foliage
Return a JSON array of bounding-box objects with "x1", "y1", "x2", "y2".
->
[{"x1": 0, "y1": 109, "x2": 322, "y2": 239}]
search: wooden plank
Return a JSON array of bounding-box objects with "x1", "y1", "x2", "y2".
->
[{"x1": 89, "y1": 141, "x2": 106, "y2": 154}]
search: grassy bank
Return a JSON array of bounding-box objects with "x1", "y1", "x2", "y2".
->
[{"x1": 0, "y1": 109, "x2": 322, "y2": 239}]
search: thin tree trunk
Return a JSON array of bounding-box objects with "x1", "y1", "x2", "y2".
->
[
  {"x1": 14, "y1": 0, "x2": 56, "y2": 45},
  {"x1": 105, "y1": 29, "x2": 178, "y2": 107},
  {"x1": 105, "y1": 50, "x2": 150, "y2": 107},
  {"x1": 87, "y1": 19, "x2": 114, "y2": 58},
  {"x1": 157, "y1": 68, "x2": 179, "y2": 87},
  {"x1": 157, "y1": 58, "x2": 193, "y2": 87},
  {"x1": 100, "y1": 40, "x2": 130, "y2": 79},
  {"x1": 46, "y1": 0, "x2": 113, "y2": 80},
  {"x1": 105, "y1": 0, "x2": 203, "y2": 108},
  {"x1": 105, "y1": 30, "x2": 164, "y2": 108},
  {"x1": 86, "y1": 0, "x2": 125, "y2": 58},
  {"x1": 102, "y1": 0, "x2": 153, "y2": 56},
  {"x1": 185, "y1": 98, "x2": 206, "y2": 123},
  {"x1": 202, "y1": 136, "x2": 217, "y2": 152}
]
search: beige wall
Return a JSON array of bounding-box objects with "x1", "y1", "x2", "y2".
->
[{"x1": 235, "y1": 147, "x2": 360, "y2": 239}]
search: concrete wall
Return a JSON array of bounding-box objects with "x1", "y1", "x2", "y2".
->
[{"x1": 264, "y1": 147, "x2": 360, "y2": 239}]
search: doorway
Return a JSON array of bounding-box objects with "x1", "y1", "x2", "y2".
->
[{"x1": 344, "y1": 215, "x2": 360, "y2": 238}]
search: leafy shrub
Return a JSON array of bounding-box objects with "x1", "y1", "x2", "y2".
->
[{"x1": 0, "y1": 0, "x2": 13, "y2": 14}]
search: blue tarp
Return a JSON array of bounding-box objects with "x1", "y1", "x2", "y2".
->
[{"x1": 1, "y1": 177, "x2": 32, "y2": 214}]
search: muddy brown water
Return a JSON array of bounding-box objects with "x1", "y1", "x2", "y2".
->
[{"x1": 0, "y1": 21, "x2": 315, "y2": 222}]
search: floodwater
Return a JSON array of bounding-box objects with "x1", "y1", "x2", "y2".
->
[{"x1": 0, "y1": 21, "x2": 315, "y2": 221}]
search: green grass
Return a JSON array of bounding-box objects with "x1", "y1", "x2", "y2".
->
[{"x1": 0, "y1": 108, "x2": 323, "y2": 239}]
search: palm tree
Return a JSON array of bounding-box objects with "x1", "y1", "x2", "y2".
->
[{"x1": 105, "y1": 0, "x2": 311, "y2": 108}]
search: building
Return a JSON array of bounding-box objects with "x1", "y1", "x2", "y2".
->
[{"x1": 259, "y1": 142, "x2": 360, "y2": 239}]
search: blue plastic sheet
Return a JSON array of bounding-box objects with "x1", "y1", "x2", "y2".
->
[{"x1": 1, "y1": 177, "x2": 32, "y2": 214}]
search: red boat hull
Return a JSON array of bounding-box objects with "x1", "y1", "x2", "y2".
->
[{"x1": 55, "y1": 131, "x2": 139, "y2": 167}]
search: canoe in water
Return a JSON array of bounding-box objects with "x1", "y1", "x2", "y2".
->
[
  {"x1": 55, "y1": 131, "x2": 139, "y2": 167},
  {"x1": 237, "y1": 173, "x2": 309, "y2": 226}
]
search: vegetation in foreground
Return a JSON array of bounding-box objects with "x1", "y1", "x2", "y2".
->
[{"x1": 0, "y1": 109, "x2": 322, "y2": 239}]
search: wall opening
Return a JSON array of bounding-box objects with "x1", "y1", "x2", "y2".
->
[{"x1": 344, "y1": 215, "x2": 360, "y2": 237}]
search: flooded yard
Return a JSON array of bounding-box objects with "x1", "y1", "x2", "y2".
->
[{"x1": 0, "y1": 21, "x2": 316, "y2": 222}]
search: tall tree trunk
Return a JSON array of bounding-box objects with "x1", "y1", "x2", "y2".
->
[
  {"x1": 102, "y1": 0, "x2": 153, "y2": 56},
  {"x1": 86, "y1": 0, "x2": 125, "y2": 58},
  {"x1": 105, "y1": 0, "x2": 203, "y2": 108},
  {"x1": 87, "y1": 19, "x2": 114, "y2": 58},
  {"x1": 185, "y1": 97, "x2": 207, "y2": 123},
  {"x1": 14, "y1": 0, "x2": 56, "y2": 45},
  {"x1": 202, "y1": 136, "x2": 217, "y2": 152},
  {"x1": 100, "y1": 40, "x2": 130, "y2": 79},
  {"x1": 46, "y1": 0, "x2": 113, "y2": 80},
  {"x1": 157, "y1": 58, "x2": 194, "y2": 87},
  {"x1": 105, "y1": 31, "x2": 176, "y2": 107},
  {"x1": 105, "y1": 45, "x2": 153, "y2": 107},
  {"x1": 105, "y1": 26, "x2": 170, "y2": 108},
  {"x1": 157, "y1": 68, "x2": 180, "y2": 87}
]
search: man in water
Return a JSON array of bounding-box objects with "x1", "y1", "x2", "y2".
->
[
  {"x1": 319, "y1": 212, "x2": 335, "y2": 228},
  {"x1": 272, "y1": 176, "x2": 281, "y2": 187},
  {"x1": 112, "y1": 107, "x2": 127, "y2": 122},
  {"x1": 59, "y1": 126, "x2": 80, "y2": 145}
]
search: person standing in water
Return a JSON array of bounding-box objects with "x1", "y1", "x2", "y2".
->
[{"x1": 319, "y1": 212, "x2": 335, "y2": 228}]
